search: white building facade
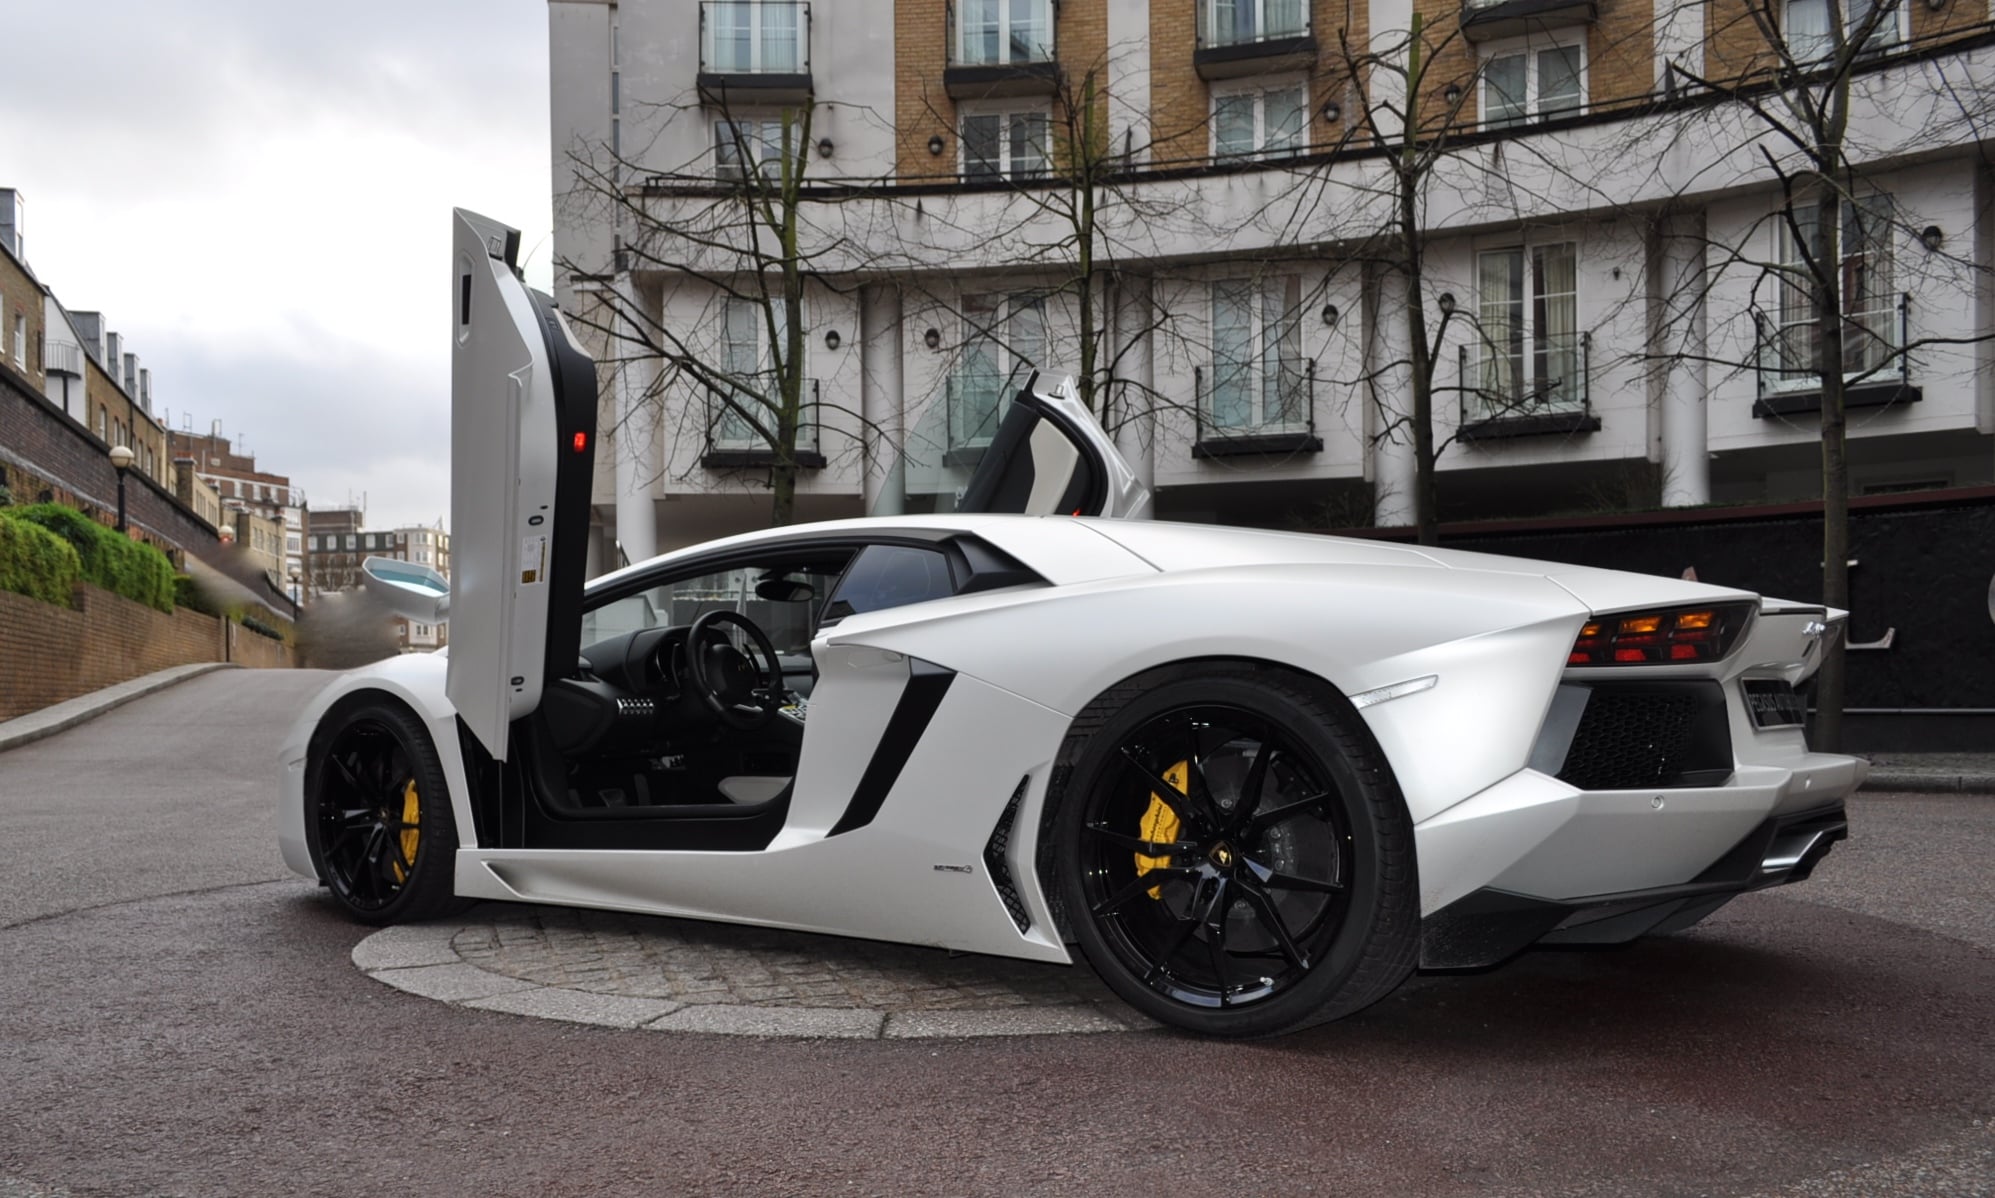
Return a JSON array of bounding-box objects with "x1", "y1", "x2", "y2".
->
[{"x1": 549, "y1": 0, "x2": 1995, "y2": 561}]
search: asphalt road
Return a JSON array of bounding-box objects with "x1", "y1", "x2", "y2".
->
[{"x1": 0, "y1": 671, "x2": 1990, "y2": 1197}]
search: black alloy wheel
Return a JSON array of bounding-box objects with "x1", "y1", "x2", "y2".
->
[
  {"x1": 1056, "y1": 666, "x2": 1418, "y2": 1037},
  {"x1": 305, "y1": 699, "x2": 467, "y2": 925}
]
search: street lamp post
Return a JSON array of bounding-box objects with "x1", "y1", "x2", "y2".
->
[
  {"x1": 289, "y1": 571, "x2": 301, "y2": 620},
  {"x1": 108, "y1": 444, "x2": 135, "y2": 533}
]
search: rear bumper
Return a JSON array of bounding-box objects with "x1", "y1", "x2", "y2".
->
[{"x1": 1419, "y1": 801, "x2": 1848, "y2": 969}]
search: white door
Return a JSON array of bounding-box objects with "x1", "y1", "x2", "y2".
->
[{"x1": 445, "y1": 208, "x2": 598, "y2": 759}]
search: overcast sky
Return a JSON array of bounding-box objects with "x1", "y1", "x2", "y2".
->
[{"x1": 1, "y1": 0, "x2": 554, "y2": 531}]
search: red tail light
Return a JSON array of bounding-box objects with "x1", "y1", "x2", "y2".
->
[{"x1": 1567, "y1": 603, "x2": 1754, "y2": 667}]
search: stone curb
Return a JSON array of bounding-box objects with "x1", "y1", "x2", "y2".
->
[
  {"x1": 0, "y1": 663, "x2": 237, "y2": 754},
  {"x1": 1860, "y1": 770, "x2": 1995, "y2": 794},
  {"x1": 351, "y1": 922, "x2": 1145, "y2": 1040}
]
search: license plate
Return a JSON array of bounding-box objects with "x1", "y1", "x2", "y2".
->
[{"x1": 1743, "y1": 680, "x2": 1807, "y2": 729}]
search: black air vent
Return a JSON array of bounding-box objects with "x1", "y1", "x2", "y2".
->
[
  {"x1": 1555, "y1": 682, "x2": 1732, "y2": 790},
  {"x1": 983, "y1": 777, "x2": 1032, "y2": 933}
]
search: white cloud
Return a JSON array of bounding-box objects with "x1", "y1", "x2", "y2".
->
[{"x1": 0, "y1": 0, "x2": 555, "y2": 531}]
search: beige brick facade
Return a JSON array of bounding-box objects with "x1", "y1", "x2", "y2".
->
[
  {"x1": 0, "y1": 244, "x2": 43, "y2": 396},
  {"x1": 894, "y1": 0, "x2": 954, "y2": 179}
]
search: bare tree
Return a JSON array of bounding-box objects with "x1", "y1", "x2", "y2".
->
[
  {"x1": 561, "y1": 95, "x2": 896, "y2": 528},
  {"x1": 1648, "y1": 0, "x2": 1994, "y2": 747}
]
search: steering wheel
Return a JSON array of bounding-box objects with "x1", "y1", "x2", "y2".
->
[{"x1": 686, "y1": 610, "x2": 785, "y2": 730}]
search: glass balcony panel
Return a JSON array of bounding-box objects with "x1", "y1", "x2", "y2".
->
[{"x1": 700, "y1": 2, "x2": 810, "y2": 76}]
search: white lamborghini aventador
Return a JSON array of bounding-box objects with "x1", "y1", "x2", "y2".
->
[{"x1": 276, "y1": 210, "x2": 1861, "y2": 1037}]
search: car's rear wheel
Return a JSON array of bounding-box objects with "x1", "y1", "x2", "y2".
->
[
  {"x1": 1054, "y1": 665, "x2": 1418, "y2": 1037},
  {"x1": 305, "y1": 699, "x2": 467, "y2": 925}
]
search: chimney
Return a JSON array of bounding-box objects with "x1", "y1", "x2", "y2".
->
[
  {"x1": 210, "y1": 418, "x2": 223, "y2": 442},
  {"x1": 123, "y1": 352, "x2": 139, "y2": 398},
  {"x1": 0, "y1": 189, "x2": 22, "y2": 260},
  {"x1": 139, "y1": 368, "x2": 153, "y2": 413},
  {"x1": 105, "y1": 332, "x2": 124, "y2": 382}
]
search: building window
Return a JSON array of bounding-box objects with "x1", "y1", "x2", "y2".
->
[
  {"x1": 96, "y1": 406, "x2": 108, "y2": 439},
  {"x1": 1785, "y1": 0, "x2": 1898, "y2": 60},
  {"x1": 1201, "y1": 0, "x2": 1310, "y2": 48},
  {"x1": 11, "y1": 313, "x2": 23, "y2": 365},
  {"x1": 1473, "y1": 243, "x2": 1582, "y2": 417},
  {"x1": 1770, "y1": 194, "x2": 1896, "y2": 386},
  {"x1": 715, "y1": 117, "x2": 797, "y2": 181},
  {"x1": 955, "y1": 0, "x2": 1053, "y2": 65},
  {"x1": 1207, "y1": 277, "x2": 1306, "y2": 434},
  {"x1": 950, "y1": 292, "x2": 1046, "y2": 448},
  {"x1": 704, "y1": 0, "x2": 804, "y2": 73},
  {"x1": 346, "y1": 535, "x2": 356, "y2": 551},
  {"x1": 1212, "y1": 83, "x2": 1307, "y2": 159},
  {"x1": 961, "y1": 109, "x2": 1050, "y2": 181},
  {"x1": 1481, "y1": 40, "x2": 1584, "y2": 127}
]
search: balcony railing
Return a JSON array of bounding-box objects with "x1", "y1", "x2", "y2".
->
[
  {"x1": 1194, "y1": 0, "x2": 1316, "y2": 79},
  {"x1": 698, "y1": 1, "x2": 812, "y2": 104},
  {"x1": 1457, "y1": 332, "x2": 1601, "y2": 439},
  {"x1": 1749, "y1": 294, "x2": 1919, "y2": 418},
  {"x1": 702, "y1": 377, "x2": 826, "y2": 469},
  {"x1": 41, "y1": 337, "x2": 84, "y2": 378},
  {"x1": 945, "y1": 0, "x2": 1059, "y2": 98},
  {"x1": 1192, "y1": 359, "x2": 1323, "y2": 458}
]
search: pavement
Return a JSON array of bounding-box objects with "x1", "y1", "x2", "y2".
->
[
  {"x1": 2, "y1": 668, "x2": 1992, "y2": 1196},
  {"x1": 0, "y1": 663, "x2": 235, "y2": 753}
]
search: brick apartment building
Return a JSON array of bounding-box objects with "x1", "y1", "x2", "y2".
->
[
  {"x1": 169, "y1": 428, "x2": 305, "y2": 593},
  {"x1": 1, "y1": 188, "x2": 213, "y2": 563},
  {"x1": 551, "y1": 0, "x2": 1995, "y2": 559}
]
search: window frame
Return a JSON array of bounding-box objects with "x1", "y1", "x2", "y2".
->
[
  {"x1": 1205, "y1": 275, "x2": 1309, "y2": 435},
  {"x1": 1478, "y1": 34, "x2": 1588, "y2": 129},
  {"x1": 957, "y1": 104, "x2": 1052, "y2": 182},
  {"x1": 950, "y1": 291, "x2": 1047, "y2": 449},
  {"x1": 1768, "y1": 192, "x2": 1899, "y2": 390},
  {"x1": 1209, "y1": 79, "x2": 1309, "y2": 160},
  {"x1": 1470, "y1": 240, "x2": 1585, "y2": 419},
  {"x1": 1783, "y1": 0, "x2": 1903, "y2": 62},
  {"x1": 713, "y1": 116, "x2": 801, "y2": 183},
  {"x1": 954, "y1": 0, "x2": 1055, "y2": 66}
]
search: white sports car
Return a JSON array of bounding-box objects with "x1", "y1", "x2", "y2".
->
[{"x1": 277, "y1": 211, "x2": 1861, "y2": 1037}]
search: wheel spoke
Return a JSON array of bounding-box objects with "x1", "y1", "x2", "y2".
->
[
  {"x1": 1205, "y1": 881, "x2": 1232, "y2": 1007},
  {"x1": 1249, "y1": 790, "x2": 1332, "y2": 832},
  {"x1": 1091, "y1": 867, "x2": 1194, "y2": 917},
  {"x1": 330, "y1": 751, "x2": 365, "y2": 794},
  {"x1": 1225, "y1": 734, "x2": 1277, "y2": 834},
  {"x1": 1236, "y1": 880, "x2": 1310, "y2": 971},
  {"x1": 1082, "y1": 823, "x2": 1199, "y2": 855},
  {"x1": 1254, "y1": 865, "x2": 1343, "y2": 894},
  {"x1": 1140, "y1": 877, "x2": 1211, "y2": 985}
]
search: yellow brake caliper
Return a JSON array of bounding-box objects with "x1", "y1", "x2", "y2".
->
[
  {"x1": 1134, "y1": 761, "x2": 1189, "y2": 899},
  {"x1": 393, "y1": 779, "x2": 421, "y2": 883}
]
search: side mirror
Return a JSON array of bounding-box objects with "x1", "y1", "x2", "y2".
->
[{"x1": 360, "y1": 555, "x2": 451, "y2": 625}]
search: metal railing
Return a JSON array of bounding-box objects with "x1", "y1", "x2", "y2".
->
[
  {"x1": 1751, "y1": 293, "x2": 1908, "y2": 398},
  {"x1": 40, "y1": 337, "x2": 84, "y2": 377},
  {"x1": 1196, "y1": 0, "x2": 1312, "y2": 49},
  {"x1": 699, "y1": 1, "x2": 811, "y2": 75},
  {"x1": 1194, "y1": 358, "x2": 1315, "y2": 442},
  {"x1": 704, "y1": 377, "x2": 821, "y2": 458},
  {"x1": 947, "y1": 0, "x2": 1057, "y2": 66},
  {"x1": 1458, "y1": 331, "x2": 1591, "y2": 425}
]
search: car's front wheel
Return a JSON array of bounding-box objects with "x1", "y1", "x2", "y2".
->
[
  {"x1": 1054, "y1": 665, "x2": 1418, "y2": 1037},
  {"x1": 304, "y1": 698, "x2": 467, "y2": 925}
]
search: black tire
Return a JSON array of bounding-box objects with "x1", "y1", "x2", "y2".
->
[
  {"x1": 1053, "y1": 664, "x2": 1418, "y2": 1037},
  {"x1": 304, "y1": 698, "x2": 470, "y2": 925}
]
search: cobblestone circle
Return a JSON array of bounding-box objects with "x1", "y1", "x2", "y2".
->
[{"x1": 452, "y1": 905, "x2": 1125, "y2": 1013}]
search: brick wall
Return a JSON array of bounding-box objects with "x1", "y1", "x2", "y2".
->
[
  {"x1": 0, "y1": 370, "x2": 218, "y2": 565},
  {"x1": 0, "y1": 582, "x2": 296, "y2": 722},
  {"x1": 1149, "y1": 0, "x2": 1205, "y2": 163},
  {"x1": 894, "y1": 0, "x2": 954, "y2": 179},
  {"x1": 0, "y1": 244, "x2": 45, "y2": 395}
]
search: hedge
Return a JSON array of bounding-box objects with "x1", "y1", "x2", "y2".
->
[
  {"x1": 0, "y1": 513, "x2": 82, "y2": 607},
  {"x1": 0, "y1": 504, "x2": 175, "y2": 612}
]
